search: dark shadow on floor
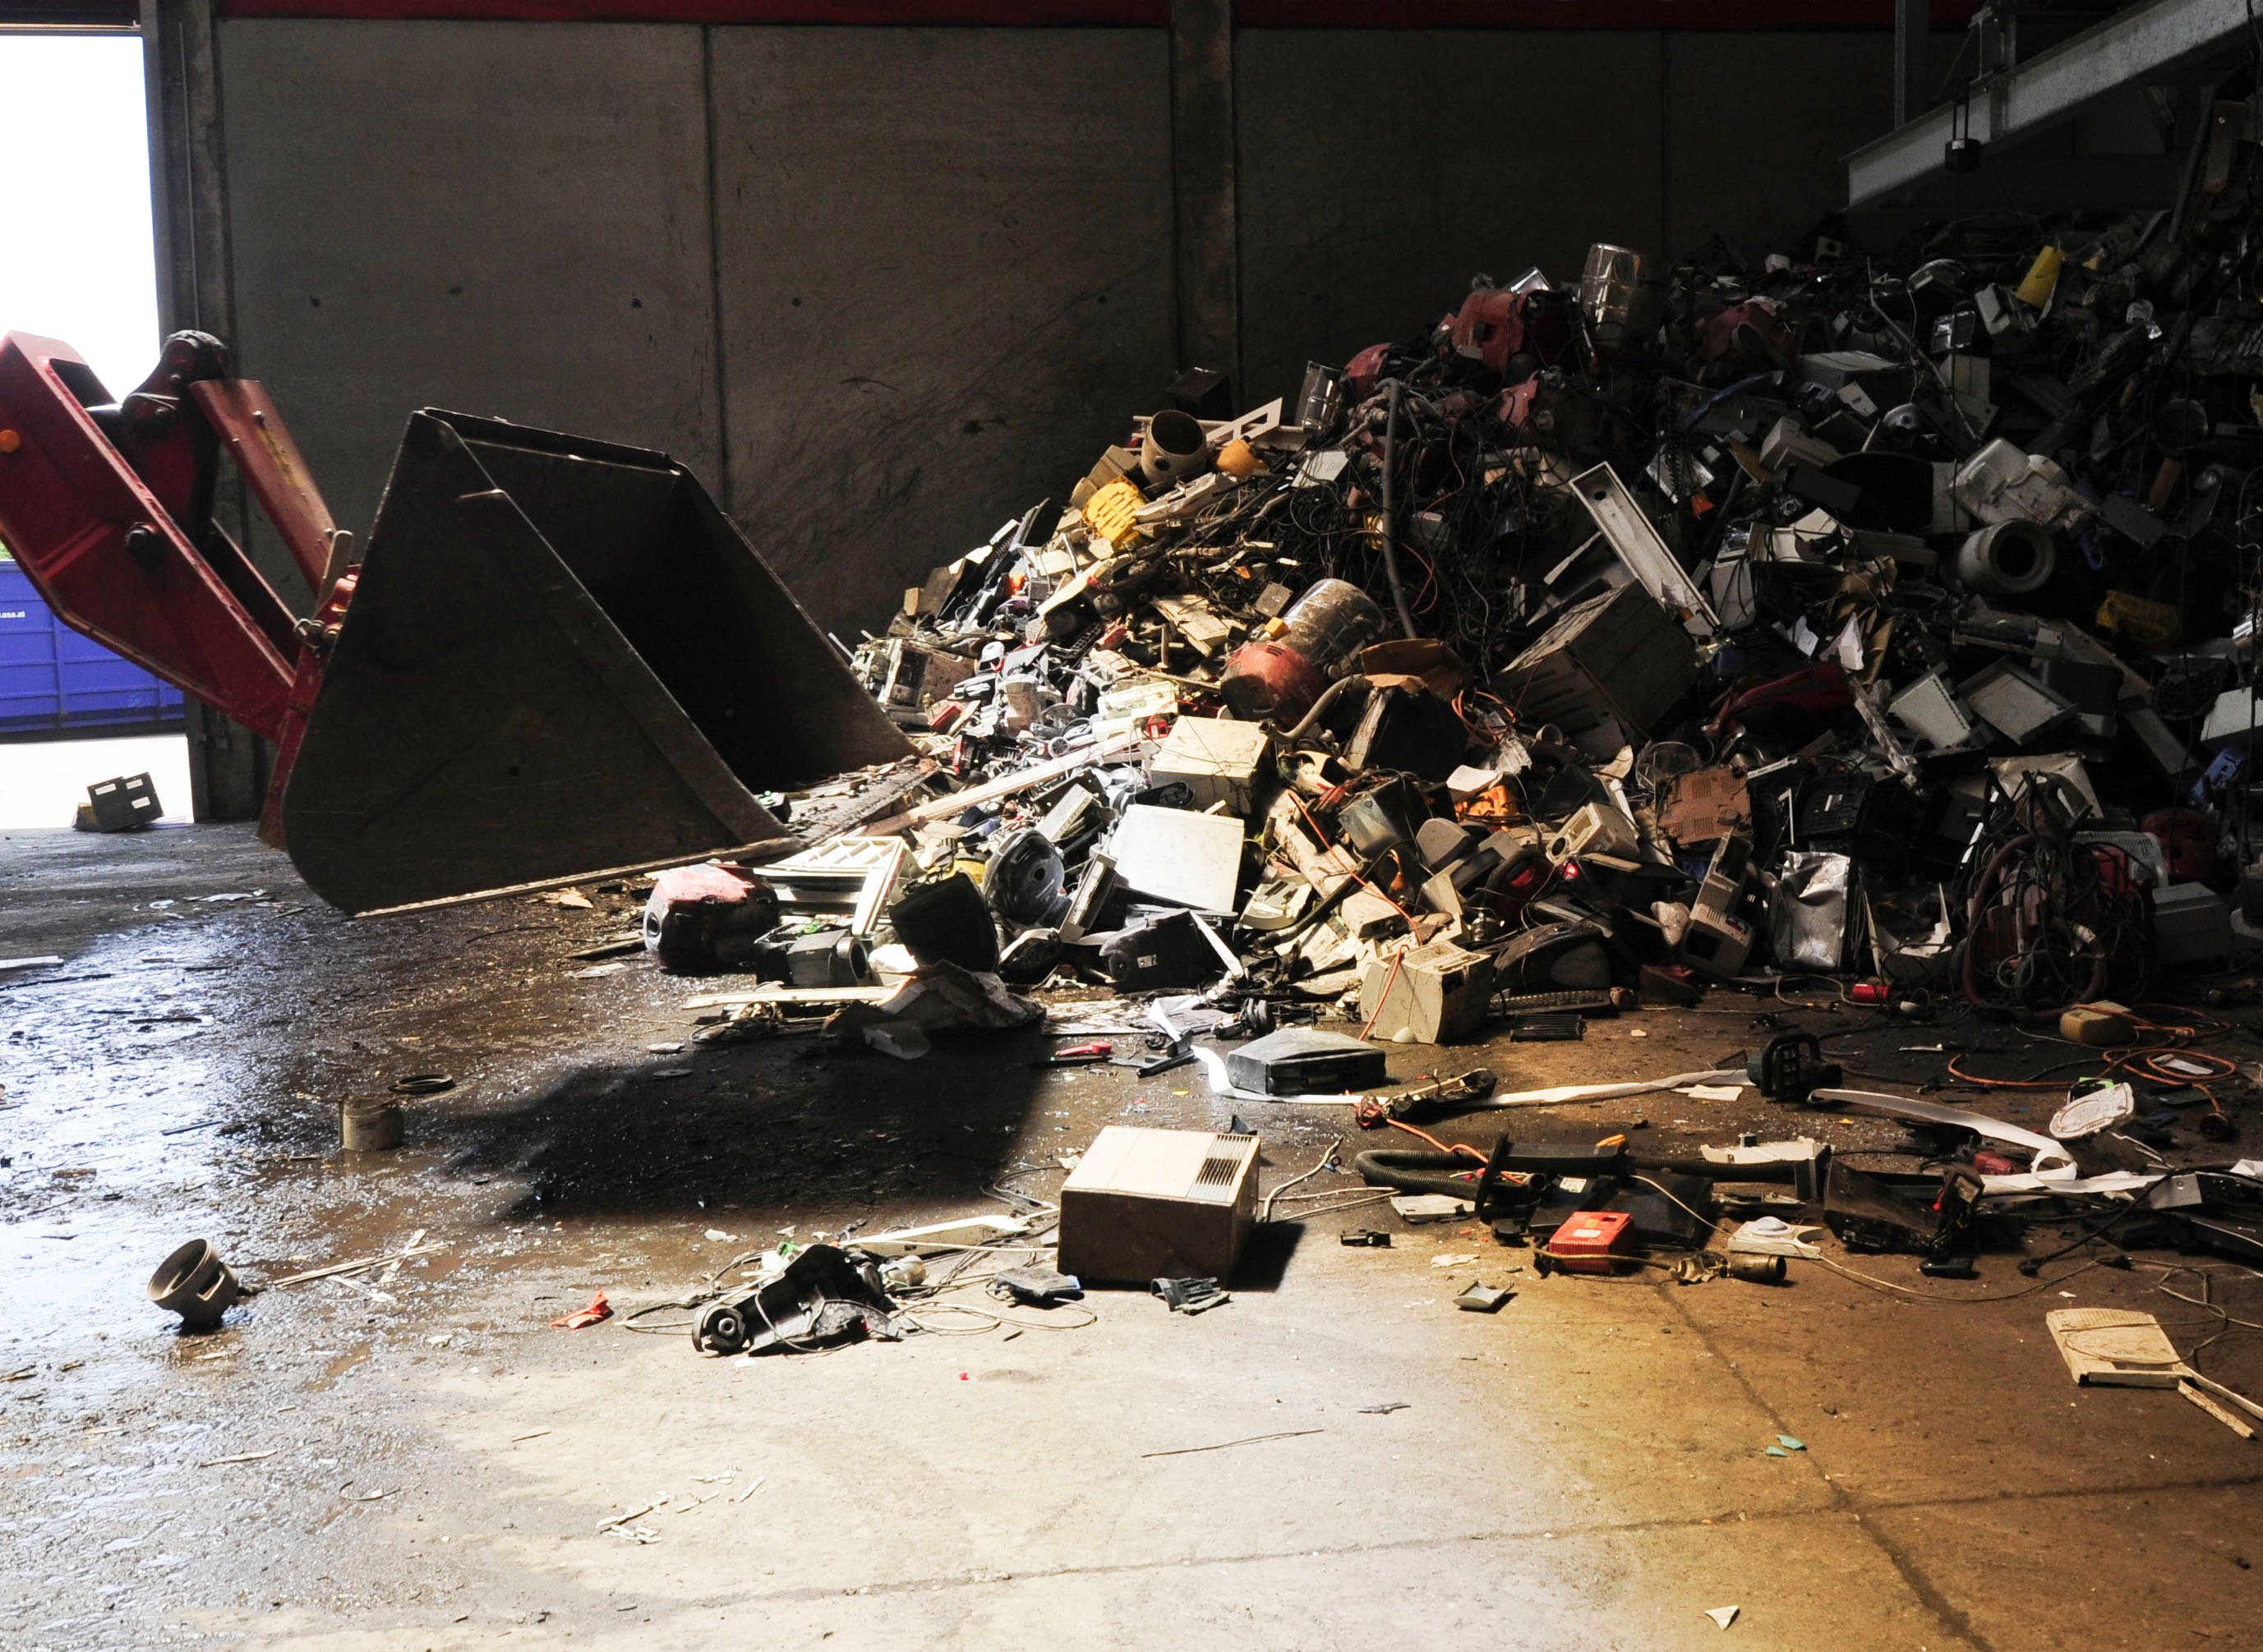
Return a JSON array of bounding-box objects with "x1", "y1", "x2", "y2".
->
[{"x1": 426, "y1": 1024, "x2": 1061, "y2": 1225}]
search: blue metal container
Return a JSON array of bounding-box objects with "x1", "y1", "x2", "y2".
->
[{"x1": 0, "y1": 555, "x2": 186, "y2": 739}]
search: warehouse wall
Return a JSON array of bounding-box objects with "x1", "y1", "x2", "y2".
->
[
  {"x1": 707, "y1": 27, "x2": 1175, "y2": 624},
  {"x1": 201, "y1": 16, "x2": 1892, "y2": 638},
  {"x1": 219, "y1": 21, "x2": 723, "y2": 548},
  {"x1": 1235, "y1": 29, "x2": 1895, "y2": 404}
]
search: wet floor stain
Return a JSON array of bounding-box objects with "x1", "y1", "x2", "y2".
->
[{"x1": 310, "y1": 1343, "x2": 372, "y2": 1388}]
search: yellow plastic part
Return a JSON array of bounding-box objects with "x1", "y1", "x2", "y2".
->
[
  {"x1": 2016, "y1": 245, "x2": 2064, "y2": 308},
  {"x1": 2095, "y1": 590, "x2": 2182, "y2": 651},
  {"x1": 1085, "y1": 476, "x2": 1146, "y2": 550},
  {"x1": 2060, "y1": 1001, "x2": 2137, "y2": 1047},
  {"x1": 1216, "y1": 438, "x2": 1263, "y2": 480}
]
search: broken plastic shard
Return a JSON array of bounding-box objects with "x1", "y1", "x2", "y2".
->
[{"x1": 2049, "y1": 1082, "x2": 2136, "y2": 1142}]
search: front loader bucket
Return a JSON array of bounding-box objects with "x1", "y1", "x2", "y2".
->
[{"x1": 280, "y1": 411, "x2": 912, "y2": 915}]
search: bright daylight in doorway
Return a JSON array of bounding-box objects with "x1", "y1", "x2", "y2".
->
[{"x1": 0, "y1": 30, "x2": 186, "y2": 828}]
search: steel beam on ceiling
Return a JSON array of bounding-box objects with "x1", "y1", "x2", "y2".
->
[{"x1": 1850, "y1": 0, "x2": 2253, "y2": 205}]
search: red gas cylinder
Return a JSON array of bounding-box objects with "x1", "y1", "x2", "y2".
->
[
  {"x1": 1220, "y1": 578, "x2": 1386, "y2": 724},
  {"x1": 1219, "y1": 638, "x2": 1325, "y2": 723}
]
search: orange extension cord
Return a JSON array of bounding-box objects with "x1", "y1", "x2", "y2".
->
[{"x1": 1944, "y1": 1008, "x2": 2238, "y2": 1120}]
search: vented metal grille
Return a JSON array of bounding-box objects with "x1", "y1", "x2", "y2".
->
[{"x1": 1196, "y1": 1134, "x2": 1258, "y2": 1188}]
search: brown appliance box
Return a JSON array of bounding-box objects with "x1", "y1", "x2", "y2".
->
[{"x1": 1058, "y1": 1126, "x2": 1261, "y2": 1285}]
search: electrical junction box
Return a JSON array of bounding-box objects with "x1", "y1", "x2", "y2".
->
[
  {"x1": 1358, "y1": 939, "x2": 1496, "y2": 1043},
  {"x1": 1058, "y1": 1126, "x2": 1260, "y2": 1285},
  {"x1": 1146, "y1": 716, "x2": 1270, "y2": 815}
]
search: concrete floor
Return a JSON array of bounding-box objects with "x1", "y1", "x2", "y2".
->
[{"x1": 5, "y1": 823, "x2": 2263, "y2": 1650}]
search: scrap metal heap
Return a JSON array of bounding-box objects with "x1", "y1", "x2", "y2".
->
[
  {"x1": 813, "y1": 214, "x2": 2263, "y2": 1031},
  {"x1": 651, "y1": 202, "x2": 2263, "y2": 1348}
]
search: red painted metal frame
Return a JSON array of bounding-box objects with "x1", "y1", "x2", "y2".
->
[
  {"x1": 217, "y1": 1, "x2": 1171, "y2": 22},
  {"x1": 188, "y1": 375, "x2": 339, "y2": 594},
  {"x1": 214, "y1": 0, "x2": 1973, "y2": 24},
  {"x1": 260, "y1": 568, "x2": 353, "y2": 847},
  {"x1": 0, "y1": 332, "x2": 343, "y2": 843},
  {"x1": 1233, "y1": 0, "x2": 1974, "y2": 25}
]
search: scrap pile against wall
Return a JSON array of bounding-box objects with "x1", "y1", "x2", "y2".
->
[
  {"x1": 620, "y1": 192, "x2": 2263, "y2": 1350},
  {"x1": 819, "y1": 209, "x2": 2263, "y2": 1026}
]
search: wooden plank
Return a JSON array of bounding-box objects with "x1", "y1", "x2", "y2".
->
[
  {"x1": 2181, "y1": 1379, "x2": 2258, "y2": 1439},
  {"x1": 682, "y1": 983, "x2": 896, "y2": 1011}
]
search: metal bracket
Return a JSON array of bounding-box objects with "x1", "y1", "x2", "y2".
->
[{"x1": 1565, "y1": 462, "x2": 1719, "y2": 636}]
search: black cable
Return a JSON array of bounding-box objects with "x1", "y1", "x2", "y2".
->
[
  {"x1": 2017, "y1": 1197, "x2": 2150, "y2": 1276},
  {"x1": 1376, "y1": 380, "x2": 1419, "y2": 640}
]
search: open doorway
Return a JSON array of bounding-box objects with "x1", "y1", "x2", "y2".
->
[{"x1": 0, "y1": 26, "x2": 189, "y2": 830}]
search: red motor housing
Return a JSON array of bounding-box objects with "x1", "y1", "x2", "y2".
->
[
  {"x1": 643, "y1": 863, "x2": 781, "y2": 975},
  {"x1": 1220, "y1": 638, "x2": 1327, "y2": 724}
]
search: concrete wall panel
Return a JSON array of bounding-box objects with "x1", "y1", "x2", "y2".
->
[
  {"x1": 1664, "y1": 31, "x2": 1894, "y2": 260},
  {"x1": 1237, "y1": 30, "x2": 1896, "y2": 407},
  {"x1": 709, "y1": 26, "x2": 1176, "y2": 629},
  {"x1": 206, "y1": 18, "x2": 1889, "y2": 646},
  {"x1": 217, "y1": 19, "x2": 721, "y2": 567},
  {"x1": 1237, "y1": 30, "x2": 1667, "y2": 408}
]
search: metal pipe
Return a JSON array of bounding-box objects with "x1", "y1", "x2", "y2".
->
[
  {"x1": 1279, "y1": 674, "x2": 1373, "y2": 743},
  {"x1": 1893, "y1": 0, "x2": 1929, "y2": 126}
]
